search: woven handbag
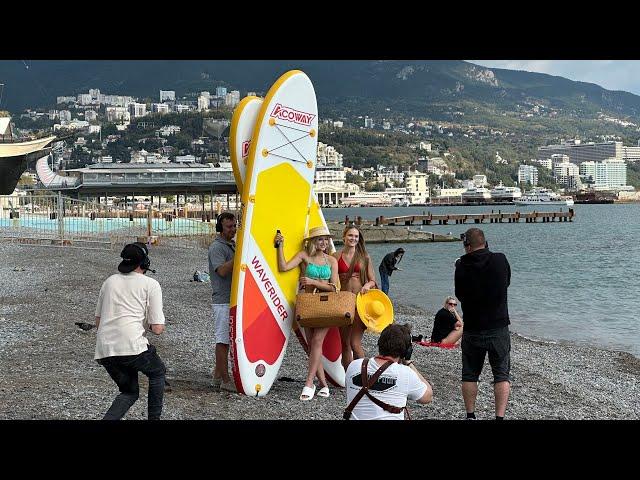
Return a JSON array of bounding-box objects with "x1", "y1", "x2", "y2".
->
[{"x1": 295, "y1": 284, "x2": 356, "y2": 328}]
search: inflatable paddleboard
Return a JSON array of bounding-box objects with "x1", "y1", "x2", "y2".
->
[
  {"x1": 229, "y1": 70, "x2": 319, "y2": 396},
  {"x1": 230, "y1": 95, "x2": 345, "y2": 388}
]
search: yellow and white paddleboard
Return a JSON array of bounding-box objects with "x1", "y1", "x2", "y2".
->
[
  {"x1": 229, "y1": 95, "x2": 345, "y2": 388},
  {"x1": 229, "y1": 70, "x2": 319, "y2": 396}
]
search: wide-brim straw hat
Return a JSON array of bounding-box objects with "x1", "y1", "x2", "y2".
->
[
  {"x1": 305, "y1": 225, "x2": 331, "y2": 240},
  {"x1": 356, "y1": 290, "x2": 394, "y2": 334}
]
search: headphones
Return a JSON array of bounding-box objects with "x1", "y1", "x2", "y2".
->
[
  {"x1": 460, "y1": 233, "x2": 488, "y2": 249},
  {"x1": 128, "y1": 242, "x2": 153, "y2": 273},
  {"x1": 215, "y1": 215, "x2": 223, "y2": 233}
]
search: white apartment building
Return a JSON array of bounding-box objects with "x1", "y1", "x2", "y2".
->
[
  {"x1": 89, "y1": 89, "x2": 100, "y2": 99},
  {"x1": 518, "y1": 164, "x2": 538, "y2": 186},
  {"x1": 419, "y1": 142, "x2": 432, "y2": 151},
  {"x1": 534, "y1": 158, "x2": 553, "y2": 170},
  {"x1": 102, "y1": 95, "x2": 134, "y2": 107},
  {"x1": 98, "y1": 156, "x2": 113, "y2": 163},
  {"x1": 364, "y1": 116, "x2": 373, "y2": 128},
  {"x1": 106, "y1": 106, "x2": 130, "y2": 123},
  {"x1": 554, "y1": 161, "x2": 580, "y2": 188},
  {"x1": 152, "y1": 103, "x2": 170, "y2": 114},
  {"x1": 88, "y1": 125, "x2": 101, "y2": 135},
  {"x1": 198, "y1": 95, "x2": 210, "y2": 111},
  {"x1": 160, "y1": 90, "x2": 176, "y2": 102},
  {"x1": 404, "y1": 171, "x2": 429, "y2": 204},
  {"x1": 174, "y1": 104, "x2": 191, "y2": 113},
  {"x1": 579, "y1": 159, "x2": 627, "y2": 189},
  {"x1": 77, "y1": 93, "x2": 93, "y2": 105},
  {"x1": 224, "y1": 91, "x2": 240, "y2": 107},
  {"x1": 216, "y1": 86, "x2": 227, "y2": 98},
  {"x1": 57, "y1": 96, "x2": 76, "y2": 104},
  {"x1": 129, "y1": 103, "x2": 147, "y2": 118},
  {"x1": 59, "y1": 110, "x2": 72, "y2": 122},
  {"x1": 377, "y1": 171, "x2": 405, "y2": 185},
  {"x1": 333, "y1": 121, "x2": 343, "y2": 128}
]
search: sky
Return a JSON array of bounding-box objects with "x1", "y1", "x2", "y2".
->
[{"x1": 469, "y1": 60, "x2": 640, "y2": 96}]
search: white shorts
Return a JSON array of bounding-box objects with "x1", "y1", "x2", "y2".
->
[{"x1": 212, "y1": 303, "x2": 230, "y2": 345}]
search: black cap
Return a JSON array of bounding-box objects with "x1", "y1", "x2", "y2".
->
[{"x1": 118, "y1": 243, "x2": 146, "y2": 273}]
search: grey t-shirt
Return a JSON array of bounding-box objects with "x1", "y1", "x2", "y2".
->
[{"x1": 208, "y1": 236, "x2": 235, "y2": 304}]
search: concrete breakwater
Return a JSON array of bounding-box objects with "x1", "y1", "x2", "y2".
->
[{"x1": 327, "y1": 221, "x2": 457, "y2": 245}]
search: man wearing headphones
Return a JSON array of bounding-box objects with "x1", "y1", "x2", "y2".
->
[
  {"x1": 208, "y1": 212, "x2": 237, "y2": 392},
  {"x1": 94, "y1": 242, "x2": 167, "y2": 420},
  {"x1": 344, "y1": 324, "x2": 432, "y2": 420},
  {"x1": 455, "y1": 227, "x2": 511, "y2": 420}
]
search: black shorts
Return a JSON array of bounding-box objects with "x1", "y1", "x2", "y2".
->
[{"x1": 461, "y1": 326, "x2": 511, "y2": 383}]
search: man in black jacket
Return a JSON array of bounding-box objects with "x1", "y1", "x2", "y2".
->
[
  {"x1": 455, "y1": 228, "x2": 511, "y2": 420},
  {"x1": 378, "y1": 248, "x2": 404, "y2": 295}
]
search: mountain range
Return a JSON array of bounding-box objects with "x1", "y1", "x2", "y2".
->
[{"x1": 2, "y1": 60, "x2": 640, "y2": 121}]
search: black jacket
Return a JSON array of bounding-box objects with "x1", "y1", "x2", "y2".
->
[
  {"x1": 454, "y1": 248, "x2": 510, "y2": 332},
  {"x1": 379, "y1": 252, "x2": 399, "y2": 276}
]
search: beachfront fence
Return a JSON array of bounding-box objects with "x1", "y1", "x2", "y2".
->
[{"x1": 0, "y1": 192, "x2": 227, "y2": 250}]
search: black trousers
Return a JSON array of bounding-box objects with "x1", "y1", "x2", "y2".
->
[{"x1": 98, "y1": 344, "x2": 166, "y2": 420}]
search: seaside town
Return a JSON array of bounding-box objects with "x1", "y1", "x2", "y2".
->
[{"x1": 2, "y1": 83, "x2": 639, "y2": 212}]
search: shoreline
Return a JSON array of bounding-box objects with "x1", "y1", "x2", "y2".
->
[{"x1": 0, "y1": 241, "x2": 638, "y2": 420}]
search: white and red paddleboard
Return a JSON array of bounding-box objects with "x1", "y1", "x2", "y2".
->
[
  {"x1": 229, "y1": 70, "x2": 319, "y2": 396},
  {"x1": 229, "y1": 94, "x2": 345, "y2": 388}
]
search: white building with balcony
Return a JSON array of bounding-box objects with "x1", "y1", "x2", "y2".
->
[{"x1": 404, "y1": 171, "x2": 429, "y2": 204}]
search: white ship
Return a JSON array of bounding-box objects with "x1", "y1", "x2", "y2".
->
[
  {"x1": 461, "y1": 186, "x2": 492, "y2": 201},
  {"x1": 340, "y1": 192, "x2": 394, "y2": 207},
  {"x1": 514, "y1": 188, "x2": 574, "y2": 206},
  {"x1": 490, "y1": 181, "x2": 522, "y2": 201}
]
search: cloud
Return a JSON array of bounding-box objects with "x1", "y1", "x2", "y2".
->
[{"x1": 468, "y1": 60, "x2": 640, "y2": 96}]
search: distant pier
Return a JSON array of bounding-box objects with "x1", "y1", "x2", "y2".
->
[{"x1": 341, "y1": 208, "x2": 575, "y2": 227}]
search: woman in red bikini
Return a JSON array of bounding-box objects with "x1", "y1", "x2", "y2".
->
[{"x1": 333, "y1": 224, "x2": 377, "y2": 370}]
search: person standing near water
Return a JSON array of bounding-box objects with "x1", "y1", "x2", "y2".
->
[
  {"x1": 455, "y1": 228, "x2": 511, "y2": 420},
  {"x1": 378, "y1": 247, "x2": 404, "y2": 295}
]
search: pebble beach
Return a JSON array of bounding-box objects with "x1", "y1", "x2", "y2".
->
[{"x1": 0, "y1": 241, "x2": 638, "y2": 420}]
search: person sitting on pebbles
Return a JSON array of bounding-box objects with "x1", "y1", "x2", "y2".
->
[
  {"x1": 275, "y1": 226, "x2": 340, "y2": 401},
  {"x1": 430, "y1": 296, "x2": 464, "y2": 346}
]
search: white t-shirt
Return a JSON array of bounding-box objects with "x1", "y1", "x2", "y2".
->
[
  {"x1": 94, "y1": 272, "x2": 165, "y2": 359},
  {"x1": 345, "y1": 358, "x2": 428, "y2": 420}
]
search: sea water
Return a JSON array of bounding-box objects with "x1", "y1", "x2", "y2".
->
[{"x1": 324, "y1": 204, "x2": 640, "y2": 358}]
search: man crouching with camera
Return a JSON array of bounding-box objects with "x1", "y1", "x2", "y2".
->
[{"x1": 344, "y1": 324, "x2": 432, "y2": 420}]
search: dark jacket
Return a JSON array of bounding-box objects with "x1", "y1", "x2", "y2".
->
[
  {"x1": 379, "y1": 250, "x2": 403, "y2": 276},
  {"x1": 454, "y1": 248, "x2": 510, "y2": 332}
]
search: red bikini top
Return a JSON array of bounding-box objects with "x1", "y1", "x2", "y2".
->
[{"x1": 338, "y1": 254, "x2": 360, "y2": 274}]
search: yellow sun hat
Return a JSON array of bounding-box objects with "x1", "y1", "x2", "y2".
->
[
  {"x1": 356, "y1": 290, "x2": 394, "y2": 334},
  {"x1": 304, "y1": 225, "x2": 331, "y2": 240}
]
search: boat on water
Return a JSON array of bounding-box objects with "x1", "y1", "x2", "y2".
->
[
  {"x1": 339, "y1": 191, "x2": 394, "y2": 207},
  {"x1": 1, "y1": 112, "x2": 58, "y2": 194},
  {"x1": 490, "y1": 181, "x2": 522, "y2": 201},
  {"x1": 514, "y1": 188, "x2": 574, "y2": 206},
  {"x1": 461, "y1": 186, "x2": 492, "y2": 202}
]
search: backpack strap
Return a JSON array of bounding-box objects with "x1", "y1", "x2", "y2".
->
[{"x1": 343, "y1": 358, "x2": 402, "y2": 420}]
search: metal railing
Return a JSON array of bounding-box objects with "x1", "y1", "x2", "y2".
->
[{"x1": 0, "y1": 192, "x2": 236, "y2": 250}]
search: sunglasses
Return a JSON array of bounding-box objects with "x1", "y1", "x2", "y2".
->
[{"x1": 447, "y1": 302, "x2": 457, "y2": 306}]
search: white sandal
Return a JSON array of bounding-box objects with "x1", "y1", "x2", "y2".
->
[
  {"x1": 317, "y1": 386, "x2": 330, "y2": 398},
  {"x1": 300, "y1": 385, "x2": 316, "y2": 401}
]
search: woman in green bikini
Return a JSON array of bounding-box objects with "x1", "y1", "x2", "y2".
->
[{"x1": 275, "y1": 226, "x2": 339, "y2": 401}]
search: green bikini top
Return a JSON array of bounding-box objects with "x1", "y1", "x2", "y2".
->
[{"x1": 305, "y1": 254, "x2": 332, "y2": 280}]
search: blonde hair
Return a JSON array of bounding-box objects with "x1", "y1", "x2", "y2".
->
[
  {"x1": 342, "y1": 225, "x2": 370, "y2": 285},
  {"x1": 305, "y1": 235, "x2": 331, "y2": 257}
]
